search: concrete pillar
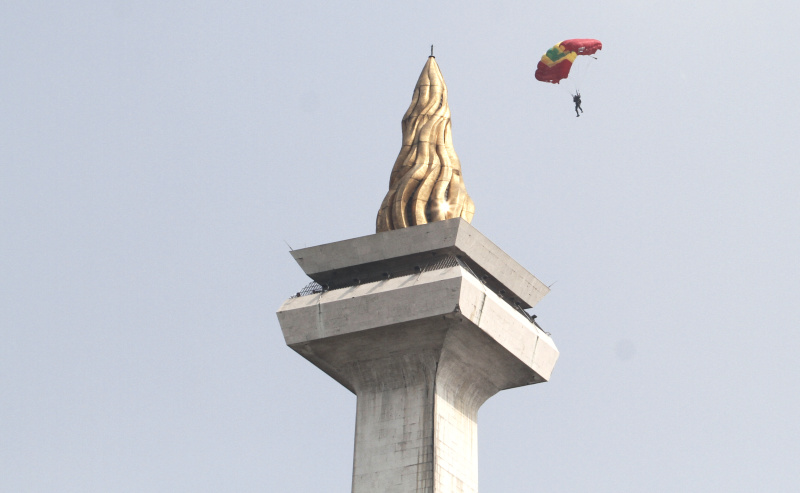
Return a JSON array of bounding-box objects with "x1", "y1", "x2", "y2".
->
[{"x1": 277, "y1": 218, "x2": 558, "y2": 492}]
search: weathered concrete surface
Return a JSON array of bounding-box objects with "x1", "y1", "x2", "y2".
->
[
  {"x1": 289, "y1": 218, "x2": 549, "y2": 309},
  {"x1": 278, "y1": 255, "x2": 558, "y2": 492}
]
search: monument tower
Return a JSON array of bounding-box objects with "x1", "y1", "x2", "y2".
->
[{"x1": 277, "y1": 54, "x2": 559, "y2": 492}]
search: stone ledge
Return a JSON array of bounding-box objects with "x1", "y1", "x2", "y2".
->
[
  {"x1": 289, "y1": 218, "x2": 549, "y2": 309},
  {"x1": 277, "y1": 265, "x2": 558, "y2": 393}
]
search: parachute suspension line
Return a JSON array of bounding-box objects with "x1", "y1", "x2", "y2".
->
[
  {"x1": 571, "y1": 55, "x2": 597, "y2": 94},
  {"x1": 583, "y1": 57, "x2": 596, "y2": 82}
]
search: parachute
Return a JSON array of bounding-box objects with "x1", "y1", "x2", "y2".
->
[{"x1": 535, "y1": 39, "x2": 602, "y2": 84}]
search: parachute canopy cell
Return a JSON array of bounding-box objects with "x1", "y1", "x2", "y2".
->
[{"x1": 535, "y1": 39, "x2": 602, "y2": 84}]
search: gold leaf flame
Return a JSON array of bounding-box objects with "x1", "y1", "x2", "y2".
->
[{"x1": 376, "y1": 57, "x2": 475, "y2": 233}]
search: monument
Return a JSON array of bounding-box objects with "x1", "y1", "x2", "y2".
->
[{"x1": 277, "y1": 54, "x2": 559, "y2": 492}]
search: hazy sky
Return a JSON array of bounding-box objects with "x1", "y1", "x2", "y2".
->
[{"x1": 2, "y1": 1, "x2": 799, "y2": 491}]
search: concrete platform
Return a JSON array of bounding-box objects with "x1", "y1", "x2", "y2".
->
[
  {"x1": 277, "y1": 220, "x2": 559, "y2": 492},
  {"x1": 289, "y1": 218, "x2": 549, "y2": 309}
]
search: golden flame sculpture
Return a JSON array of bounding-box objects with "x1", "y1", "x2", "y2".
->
[{"x1": 376, "y1": 56, "x2": 475, "y2": 233}]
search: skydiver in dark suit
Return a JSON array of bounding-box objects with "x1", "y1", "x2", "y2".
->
[{"x1": 573, "y1": 91, "x2": 583, "y2": 117}]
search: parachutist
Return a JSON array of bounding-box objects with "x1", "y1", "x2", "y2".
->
[{"x1": 573, "y1": 91, "x2": 583, "y2": 117}]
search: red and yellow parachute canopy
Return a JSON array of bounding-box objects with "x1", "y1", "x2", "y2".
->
[{"x1": 535, "y1": 39, "x2": 602, "y2": 84}]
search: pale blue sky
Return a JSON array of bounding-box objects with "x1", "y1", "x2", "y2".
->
[{"x1": 2, "y1": 1, "x2": 799, "y2": 491}]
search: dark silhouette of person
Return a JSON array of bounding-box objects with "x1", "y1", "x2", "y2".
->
[{"x1": 573, "y1": 92, "x2": 583, "y2": 117}]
